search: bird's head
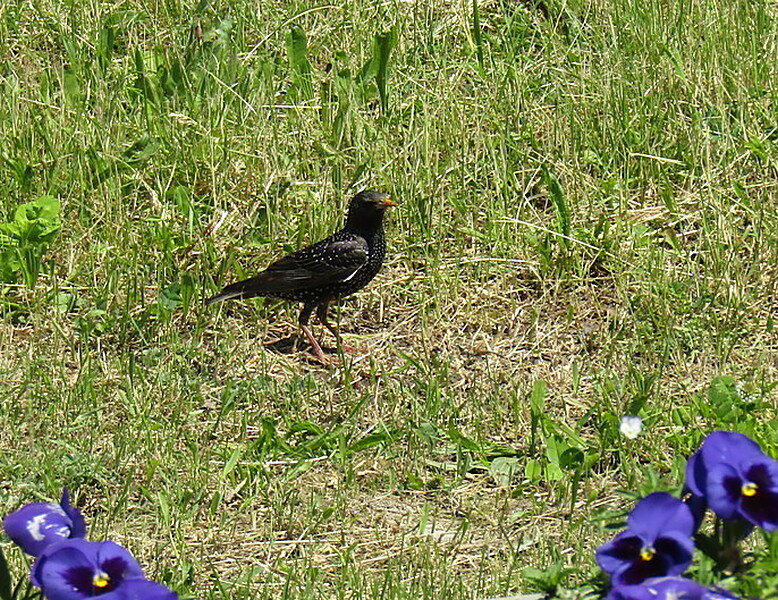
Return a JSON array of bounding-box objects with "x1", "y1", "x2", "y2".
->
[
  {"x1": 345, "y1": 190, "x2": 396, "y2": 230},
  {"x1": 350, "y1": 190, "x2": 396, "y2": 211}
]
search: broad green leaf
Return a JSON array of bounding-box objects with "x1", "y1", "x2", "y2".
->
[
  {"x1": 524, "y1": 459, "x2": 543, "y2": 482},
  {"x1": 374, "y1": 27, "x2": 397, "y2": 114},
  {"x1": 0, "y1": 196, "x2": 61, "y2": 244},
  {"x1": 543, "y1": 167, "x2": 570, "y2": 246},
  {"x1": 158, "y1": 282, "x2": 182, "y2": 311},
  {"x1": 447, "y1": 426, "x2": 480, "y2": 453},
  {"x1": 489, "y1": 456, "x2": 522, "y2": 487},
  {"x1": 348, "y1": 430, "x2": 393, "y2": 454},
  {"x1": 708, "y1": 376, "x2": 739, "y2": 406},
  {"x1": 287, "y1": 26, "x2": 313, "y2": 100},
  {"x1": 221, "y1": 447, "x2": 243, "y2": 480}
]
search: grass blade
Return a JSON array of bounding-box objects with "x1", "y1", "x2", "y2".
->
[
  {"x1": 472, "y1": 0, "x2": 484, "y2": 70},
  {"x1": 287, "y1": 25, "x2": 313, "y2": 100},
  {"x1": 543, "y1": 166, "x2": 570, "y2": 248},
  {"x1": 374, "y1": 26, "x2": 397, "y2": 114}
]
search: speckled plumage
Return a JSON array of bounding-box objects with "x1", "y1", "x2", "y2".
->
[{"x1": 206, "y1": 190, "x2": 395, "y2": 361}]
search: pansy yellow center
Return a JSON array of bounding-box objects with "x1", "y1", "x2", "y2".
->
[
  {"x1": 93, "y1": 572, "x2": 110, "y2": 588},
  {"x1": 639, "y1": 546, "x2": 655, "y2": 561},
  {"x1": 741, "y1": 482, "x2": 758, "y2": 497}
]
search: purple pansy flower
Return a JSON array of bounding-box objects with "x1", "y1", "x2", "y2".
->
[
  {"x1": 3, "y1": 488, "x2": 87, "y2": 557},
  {"x1": 685, "y1": 431, "x2": 778, "y2": 531},
  {"x1": 605, "y1": 576, "x2": 742, "y2": 600},
  {"x1": 32, "y1": 538, "x2": 178, "y2": 600},
  {"x1": 596, "y1": 493, "x2": 695, "y2": 585}
]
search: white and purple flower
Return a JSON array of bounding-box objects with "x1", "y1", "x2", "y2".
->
[
  {"x1": 3, "y1": 488, "x2": 87, "y2": 557},
  {"x1": 605, "y1": 576, "x2": 741, "y2": 600}
]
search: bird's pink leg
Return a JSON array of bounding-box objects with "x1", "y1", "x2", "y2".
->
[
  {"x1": 300, "y1": 323, "x2": 328, "y2": 362},
  {"x1": 316, "y1": 302, "x2": 364, "y2": 354},
  {"x1": 299, "y1": 304, "x2": 330, "y2": 363}
]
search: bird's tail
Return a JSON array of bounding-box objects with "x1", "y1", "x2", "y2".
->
[
  {"x1": 204, "y1": 278, "x2": 264, "y2": 305},
  {"x1": 204, "y1": 290, "x2": 242, "y2": 305}
]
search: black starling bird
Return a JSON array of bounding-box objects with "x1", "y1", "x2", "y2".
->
[{"x1": 206, "y1": 190, "x2": 396, "y2": 362}]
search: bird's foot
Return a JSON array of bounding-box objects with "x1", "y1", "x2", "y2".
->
[
  {"x1": 308, "y1": 345, "x2": 335, "y2": 365},
  {"x1": 300, "y1": 324, "x2": 341, "y2": 366},
  {"x1": 320, "y1": 353, "x2": 342, "y2": 366},
  {"x1": 338, "y1": 342, "x2": 368, "y2": 354}
]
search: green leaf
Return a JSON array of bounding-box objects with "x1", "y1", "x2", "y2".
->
[
  {"x1": 284, "y1": 459, "x2": 314, "y2": 481},
  {"x1": 524, "y1": 459, "x2": 543, "y2": 482},
  {"x1": 446, "y1": 426, "x2": 480, "y2": 454},
  {"x1": 545, "y1": 462, "x2": 564, "y2": 481},
  {"x1": 0, "y1": 247, "x2": 21, "y2": 282},
  {"x1": 0, "y1": 196, "x2": 61, "y2": 244},
  {"x1": 545, "y1": 435, "x2": 567, "y2": 465},
  {"x1": 374, "y1": 27, "x2": 397, "y2": 114},
  {"x1": 707, "y1": 376, "x2": 739, "y2": 406},
  {"x1": 530, "y1": 379, "x2": 547, "y2": 413},
  {"x1": 121, "y1": 135, "x2": 158, "y2": 167},
  {"x1": 522, "y1": 562, "x2": 575, "y2": 595},
  {"x1": 543, "y1": 167, "x2": 570, "y2": 246},
  {"x1": 287, "y1": 26, "x2": 311, "y2": 76},
  {"x1": 220, "y1": 447, "x2": 243, "y2": 480},
  {"x1": 179, "y1": 274, "x2": 195, "y2": 310},
  {"x1": 0, "y1": 196, "x2": 61, "y2": 286},
  {"x1": 158, "y1": 282, "x2": 182, "y2": 311},
  {"x1": 489, "y1": 456, "x2": 522, "y2": 486},
  {"x1": 559, "y1": 447, "x2": 585, "y2": 470},
  {"x1": 348, "y1": 430, "x2": 393, "y2": 454},
  {"x1": 286, "y1": 26, "x2": 313, "y2": 100},
  {"x1": 97, "y1": 22, "x2": 117, "y2": 72}
]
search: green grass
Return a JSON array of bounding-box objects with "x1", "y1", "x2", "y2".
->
[{"x1": 0, "y1": 0, "x2": 776, "y2": 598}]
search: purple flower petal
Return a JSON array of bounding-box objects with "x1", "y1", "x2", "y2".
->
[
  {"x1": 684, "y1": 430, "x2": 778, "y2": 531},
  {"x1": 699, "y1": 432, "x2": 763, "y2": 466},
  {"x1": 61, "y1": 488, "x2": 87, "y2": 539},
  {"x1": 4, "y1": 502, "x2": 73, "y2": 557},
  {"x1": 114, "y1": 580, "x2": 179, "y2": 600},
  {"x1": 605, "y1": 576, "x2": 742, "y2": 600},
  {"x1": 685, "y1": 432, "x2": 764, "y2": 500},
  {"x1": 3, "y1": 489, "x2": 87, "y2": 557},
  {"x1": 652, "y1": 531, "x2": 694, "y2": 575},
  {"x1": 32, "y1": 541, "x2": 97, "y2": 598},
  {"x1": 739, "y1": 459, "x2": 778, "y2": 531},
  {"x1": 91, "y1": 540, "x2": 145, "y2": 580},
  {"x1": 608, "y1": 530, "x2": 693, "y2": 585},
  {"x1": 605, "y1": 581, "x2": 656, "y2": 600},
  {"x1": 596, "y1": 532, "x2": 642, "y2": 575},
  {"x1": 685, "y1": 450, "x2": 707, "y2": 497},
  {"x1": 706, "y1": 462, "x2": 744, "y2": 520},
  {"x1": 627, "y1": 493, "x2": 694, "y2": 540}
]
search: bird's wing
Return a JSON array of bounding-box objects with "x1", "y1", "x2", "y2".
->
[
  {"x1": 261, "y1": 237, "x2": 369, "y2": 291},
  {"x1": 207, "y1": 236, "x2": 369, "y2": 302}
]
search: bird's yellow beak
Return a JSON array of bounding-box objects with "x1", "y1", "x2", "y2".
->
[{"x1": 378, "y1": 196, "x2": 397, "y2": 208}]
